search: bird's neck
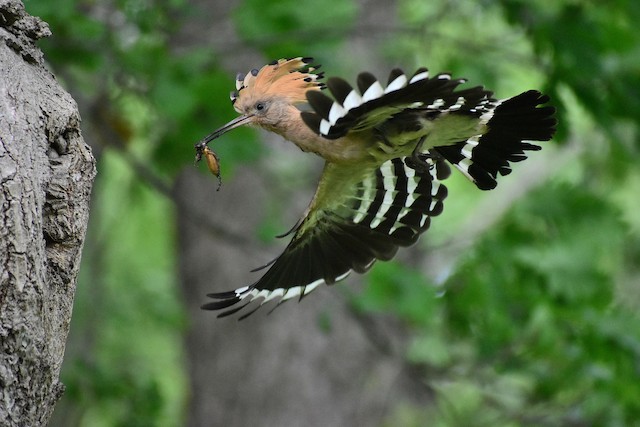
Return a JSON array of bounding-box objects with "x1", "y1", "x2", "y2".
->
[{"x1": 271, "y1": 106, "x2": 371, "y2": 163}]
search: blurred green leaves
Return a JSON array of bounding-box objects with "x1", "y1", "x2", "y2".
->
[
  {"x1": 501, "y1": 0, "x2": 640, "y2": 144},
  {"x1": 60, "y1": 152, "x2": 187, "y2": 427},
  {"x1": 364, "y1": 183, "x2": 640, "y2": 425},
  {"x1": 233, "y1": 0, "x2": 357, "y2": 58},
  {"x1": 357, "y1": 1, "x2": 640, "y2": 425},
  {"x1": 27, "y1": 0, "x2": 264, "y2": 177},
  {"x1": 355, "y1": 261, "x2": 440, "y2": 327}
]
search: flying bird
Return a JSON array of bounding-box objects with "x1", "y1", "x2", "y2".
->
[{"x1": 195, "y1": 57, "x2": 556, "y2": 319}]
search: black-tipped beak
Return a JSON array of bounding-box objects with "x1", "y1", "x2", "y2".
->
[{"x1": 195, "y1": 114, "x2": 255, "y2": 149}]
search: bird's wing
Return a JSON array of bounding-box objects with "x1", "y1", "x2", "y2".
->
[
  {"x1": 202, "y1": 154, "x2": 451, "y2": 319},
  {"x1": 302, "y1": 68, "x2": 556, "y2": 191},
  {"x1": 300, "y1": 67, "x2": 492, "y2": 139}
]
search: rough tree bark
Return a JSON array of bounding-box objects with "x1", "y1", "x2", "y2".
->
[{"x1": 0, "y1": 1, "x2": 95, "y2": 425}]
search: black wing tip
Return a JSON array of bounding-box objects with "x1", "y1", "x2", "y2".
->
[
  {"x1": 202, "y1": 285, "x2": 255, "y2": 319},
  {"x1": 202, "y1": 295, "x2": 259, "y2": 320},
  {"x1": 519, "y1": 89, "x2": 551, "y2": 106},
  {"x1": 201, "y1": 296, "x2": 242, "y2": 311},
  {"x1": 387, "y1": 68, "x2": 405, "y2": 82},
  {"x1": 201, "y1": 280, "x2": 331, "y2": 319},
  {"x1": 306, "y1": 90, "x2": 333, "y2": 119},
  {"x1": 300, "y1": 111, "x2": 322, "y2": 134},
  {"x1": 300, "y1": 111, "x2": 343, "y2": 140}
]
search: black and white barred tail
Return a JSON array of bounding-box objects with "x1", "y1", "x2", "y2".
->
[{"x1": 433, "y1": 90, "x2": 556, "y2": 190}]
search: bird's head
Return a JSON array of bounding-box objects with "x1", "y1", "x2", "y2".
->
[{"x1": 196, "y1": 57, "x2": 324, "y2": 146}]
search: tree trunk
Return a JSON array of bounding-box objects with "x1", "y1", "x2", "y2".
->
[{"x1": 0, "y1": 1, "x2": 95, "y2": 425}]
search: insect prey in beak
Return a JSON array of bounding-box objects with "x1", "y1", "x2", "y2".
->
[{"x1": 195, "y1": 143, "x2": 222, "y2": 191}]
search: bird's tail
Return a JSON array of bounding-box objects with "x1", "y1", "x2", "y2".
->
[{"x1": 433, "y1": 90, "x2": 556, "y2": 190}]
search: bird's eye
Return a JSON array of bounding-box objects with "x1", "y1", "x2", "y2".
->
[{"x1": 255, "y1": 102, "x2": 265, "y2": 111}]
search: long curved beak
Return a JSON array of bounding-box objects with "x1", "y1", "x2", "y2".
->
[{"x1": 195, "y1": 114, "x2": 255, "y2": 148}]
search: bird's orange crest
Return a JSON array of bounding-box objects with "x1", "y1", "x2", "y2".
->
[{"x1": 230, "y1": 57, "x2": 324, "y2": 112}]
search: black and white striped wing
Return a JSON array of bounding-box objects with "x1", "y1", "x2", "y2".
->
[
  {"x1": 202, "y1": 155, "x2": 451, "y2": 319},
  {"x1": 300, "y1": 67, "x2": 492, "y2": 140},
  {"x1": 301, "y1": 68, "x2": 556, "y2": 191}
]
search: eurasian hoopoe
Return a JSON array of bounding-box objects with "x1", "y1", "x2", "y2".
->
[{"x1": 196, "y1": 57, "x2": 556, "y2": 319}]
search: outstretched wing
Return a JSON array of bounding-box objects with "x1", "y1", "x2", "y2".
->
[
  {"x1": 202, "y1": 155, "x2": 451, "y2": 319},
  {"x1": 301, "y1": 68, "x2": 556, "y2": 190},
  {"x1": 300, "y1": 67, "x2": 491, "y2": 140}
]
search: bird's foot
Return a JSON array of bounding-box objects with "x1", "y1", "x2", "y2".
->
[{"x1": 405, "y1": 137, "x2": 441, "y2": 172}]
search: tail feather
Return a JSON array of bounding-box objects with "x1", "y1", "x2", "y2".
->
[{"x1": 435, "y1": 90, "x2": 556, "y2": 190}]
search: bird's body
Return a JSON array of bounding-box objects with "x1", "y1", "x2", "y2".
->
[{"x1": 196, "y1": 57, "x2": 556, "y2": 318}]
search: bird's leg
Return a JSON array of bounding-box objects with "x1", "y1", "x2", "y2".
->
[
  {"x1": 372, "y1": 130, "x2": 440, "y2": 173},
  {"x1": 405, "y1": 136, "x2": 438, "y2": 173}
]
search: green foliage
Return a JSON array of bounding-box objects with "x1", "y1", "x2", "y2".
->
[
  {"x1": 25, "y1": 0, "x2": 106, "y2": 70},
  {"x1": 355, "y1": 1, "x2": 640, "y2": 425},
  {"x1": 453, "y1": 185, "x2": 638, "y2": 423},
  {"x1": 392, "y1": 1, "x2": 543, "y2": 93},
  {"x1": 27, "y1": 0, "x2": 264, "y2": 177},
  {"x1": 361, "y1": 183, "x2": 640, "y2": 425},
  {"x1": 500, "y1": 0, "x2": 640, "y2": 144},
  {"x1": 60, "y1": 152, "x2": 187, "y2": 427},
  {"x1": 63, "y1": 359, "x2": 165, "y2": 427},
  {"x1": 355, "y1": 261, "x2": 441, "y2": 327},
  {"x1": 233, "y1": 0, "x2": 357, "y2": 59}
]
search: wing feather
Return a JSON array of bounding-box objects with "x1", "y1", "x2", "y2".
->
[
  {"x1": 301, "y1": 67, "x2": 487, "y2": 140},
  {"x1": 203, "y1": 155, "x2": 450, "y2": 318}
]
